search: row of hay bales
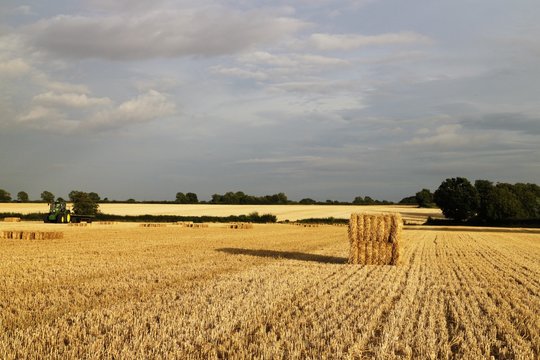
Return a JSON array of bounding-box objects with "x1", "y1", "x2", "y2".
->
[
  {"x1": 348, "y1": 212, "x2": 403, "y2": 266},
  {"x1": 1, "y1": 231, "x2": 64, "y2": 240},
  {"x1": 293, "y1": 223, "x2": 319, "y2": 227},
  {"x1": 227, "y1": 223, "x2": 253, "y2": 229},
  {"x1": 3, "y1": 217, "x2": 21, "y2": 222}
]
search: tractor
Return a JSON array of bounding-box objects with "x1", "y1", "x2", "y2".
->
[{"x1": 44, "y1": 199, "x2": 94, "y2": 223}]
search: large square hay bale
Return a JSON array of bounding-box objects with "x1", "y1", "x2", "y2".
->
[{"x1": 348, "y1": 212, "x2": 403, "y2": 265}]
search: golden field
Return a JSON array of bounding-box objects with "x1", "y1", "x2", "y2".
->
[
  {"x1": 1, "y1": 221, "x2": 539, "y2": 359},
  {"x1": 0, "y1": 203, "x2": 441, "y2": 223}
]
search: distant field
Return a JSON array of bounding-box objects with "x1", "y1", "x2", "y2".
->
[
  {"x1": 0, "y1": 203, "x2": 441, "y2": 222},
  {"x1": 0, "y1": 222, "x2": 538, "y2": 358}
]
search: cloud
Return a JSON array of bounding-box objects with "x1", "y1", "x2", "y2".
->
[
  {"x1": 18, "y1": 90, "x2": 176, "y2": 133},
  {"x1": 83, "y1": 90, "x2": 176, "y2": 131},
  {"x1": 33, "y1": 92, "x2": 112, "y2": 108},
  {"x1": 0, "y1": 58, "x2": 31, "y2": 77},
  {"x1": 309, "y1": 31, "x2": 431, "y2": 51},
  {"x1": 463, "y1": 113, "x2": 540, "y2": 135},
  {"x1": 26, "y1": 8, "x2": 307, "y2": 60},
  {"x1": 210, "y1": 66, "x2": 269, "y2": 81}
]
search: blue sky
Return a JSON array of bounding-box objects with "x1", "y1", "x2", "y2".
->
[{"x1": 1, "y1": 0, "x2": 539, "y2": 201}]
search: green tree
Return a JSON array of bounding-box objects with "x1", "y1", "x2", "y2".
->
[
  {"x1": 398, "y1": 196, "x2": 417, "y2": 205},
  {"x1": 415, "y1": 189, "x2": 433, "y2": 208},
  {"x1": 485, "y1": 185, "x2": 526, "y2": 221},
  {"x1": 176, "y1": 192, "x2": 188, "y2": 203},
  {"x1": 0, "y1": 189, "x2": 11, "y2": 202},
  {"x1": 40, "y1": 191, "x2": 54, "y2": 203},
  {"x1": 434, "y1": 177, "x2": 479, "y2": 221},
  {"x1": 17, "y1": 191, "x2": 29, "y2": 202},
  {"x1": 71, "y1": 191, "x2": 99, "y2": 215},
  {"x1": 474, "y1": 180, "x2": 494, "y2": 220},
  {"x1": 185, "y1": 192, "x2": 198, "y2": 204},
  {"x1": 88, "y1": 192, "x2": 101, "y2": 203},
  {"x1": 352, "y1": 196, "x2": 365, "y2": 204},
  {"x1": 299, "y1": 198, "x2": 316, "y2": 204}
]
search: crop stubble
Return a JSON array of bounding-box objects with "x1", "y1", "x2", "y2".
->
[{"x1": 0, "y1": 222, "x2": 538, "y2": 359}]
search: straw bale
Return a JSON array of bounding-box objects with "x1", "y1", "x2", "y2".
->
[
  {"x1": 139, "y1": 223, "x2": 166, "y2": 227},
  {"x1": 227, "y1": 223, "x2": 253, "y2": 229},
  {"x1": 3, "y1": 217, "x2": 21, "y2": 222},
  {"x1": 1, "y1": 231, "x2": 63, "y2": 240},
  {"x1": 348, "y1": 212, "x2": 403, "y2": 265}
]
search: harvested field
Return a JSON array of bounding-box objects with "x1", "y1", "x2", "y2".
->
[
  {"x1": 0, "y1": 222, "x2": 538, "y2": 358},
  {"x1": 0, "y1": 203, "x2": 441, "y2": 222}
]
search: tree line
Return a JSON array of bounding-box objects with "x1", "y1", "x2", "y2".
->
[
  {"x1": 0, "y1": 189, "x2": 392, "y2": 205},
  {"x1": 426, "y1": 177, "x2": 539, "y2": 223}
]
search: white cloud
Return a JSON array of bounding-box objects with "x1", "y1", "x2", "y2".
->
[
  {"x1": 0, "y1": 58, "x2": 31, "y2": 77},
  {"x1": 26, "y1": 8, "x2": 308, "y2": 60},
  {"x1": 211, "y1": 66, "x2": 269, "y2": 81},
  {"x1": 83, "y1": 90, "x2": 176, "y2": 131},
  {"x1": 17, "y1": 90, "x2": 176, "y2": 133},
  {"x1": 33, "y1": 92, "x2": 112, "y2": 108},
  {"x1": 309, "y1": 31, "x2": 431, "y2": 51}
]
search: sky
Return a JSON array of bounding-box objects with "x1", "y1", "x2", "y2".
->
[{"x1": 1, "y1": 0, "x2": 539, "y2": 202}]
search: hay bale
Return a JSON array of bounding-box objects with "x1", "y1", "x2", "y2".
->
[
  {"x1": 68, "y1": 223, "x2": 89, "y2": 227},
  {"x1": 139, "y1": 223, "x2": 166, "y2": 228},
  {"x1": 97, "y1": 221, "x2": 115, "y2": 225},
  {"x1": 1, "y1": 231, "x2": 63, "y2": 240},
  {"x1": 3, "y1": 217, "x2": 21, "y2": 222},
  {"x1": 348, "y1": 212, "x2": 403, "y2": 265},
  {"x1": 227, "y1": 223, "x2": 253, "y2": 229}
]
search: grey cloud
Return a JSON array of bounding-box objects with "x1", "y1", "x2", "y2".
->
[
  {"x1": 462, "y1": 113, "x2": 540, "y2": 135},
  {"x1": 309, "y1": 31, "x2": 431, "y2": 51},
  {"x1": 26, "y1": 8, "x2": 307, "y2": 60}
]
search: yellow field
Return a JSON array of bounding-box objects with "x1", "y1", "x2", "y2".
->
[
  {"x1": 0, "y1": 203, "x2": 441, "y2": 222},
  {"x1": 1, "y1": 222, "x2": 538, "y2": 359}
]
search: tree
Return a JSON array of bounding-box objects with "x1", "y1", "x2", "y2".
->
[
  {"x1": 0, "y1": 189, "x2": 11, "y2": 202},
  {"x1": 17, "y1": 191, "x2": 29, "y2": 202},
  {"x1": 474, "y1": 179, "x2": 494, "y2": 220},
  {"x1": 352, "y1": 196, "x2": 365, "y2": 204},
  {"x1": 434, "y1": 177, "x2": 479, "y2": 221},
  {"x1": 415, "y1": 189, "x2": 433, "y2": 208},
  {"x1": 71, "y1": 191, "x2": 99, "y2": 215},
  {"x1": 485, "y1": 185, "x2": 525, "y2": 221},
  {"x1": 185, "y1": 192, "x2": 198, "y2": 204},
  {"x1": 176, "y1": 192, "x2": 188, "y2": 203},
  {"x1": 399, "y1": 196, "x2": 418, "y2": 205},
  {"x1": 88, "y1": 192, "x2": 101, "y2": 203},
  {"x1": 40, "y1": 191, "x2": 54, "y2": 203},
  {"x1": 299, "y1": 198, "x2": 316, "y2": 205}
]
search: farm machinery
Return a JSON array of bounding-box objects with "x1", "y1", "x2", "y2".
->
[{"x1": 44, "y1": 200, "x2": 94, "y2": 223}]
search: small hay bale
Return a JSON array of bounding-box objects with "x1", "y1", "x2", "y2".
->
[
  {"x1": 68, "y1": 223, "x2": 89, "y2": 227},
  {"x1": 348, "y1": 212, "x2": 403, "y2": 265},
  {"x1": 184, "y1": 223, "x2": 208, "y2": 228},
  {"x1": 1, "y1": 231, "x2": 63, "y2": 240},
  {"x1": 97, "y1": 221, "x2": 115, "y2": 225},
  {"x1": 139, "y1": 223, "x2": 166, "y2": 228},
  {"x1": 227, "y1": 223, "x2": 253, "y2": 229},
  {"x1": 3, "y1": 217, "x2": 21, "y2": 222}
]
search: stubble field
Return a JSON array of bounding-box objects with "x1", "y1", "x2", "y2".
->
[
  {"x1": 1, "y1": 220, "x2": 539, "y2": 359},
  {"x1": 0, "y1": 203, "x2": 441, "y2": 223}
]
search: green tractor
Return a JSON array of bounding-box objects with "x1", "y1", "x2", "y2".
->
[{"x1": 44, "y1": 200, "x2": 94, "y2": 223}]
